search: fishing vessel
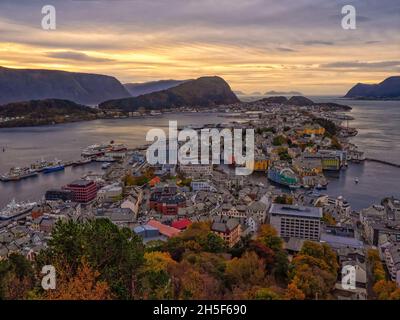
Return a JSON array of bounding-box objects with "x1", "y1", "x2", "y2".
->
[
  {"x1": 43, "y1": 159, "x2": 65, "y2": 174},
  {"x1": 0, "y1": 199, "x2": 36, "y2": 221},
  {"x1": 0, "y1": 167, "x2": 38, "y2": 182}
]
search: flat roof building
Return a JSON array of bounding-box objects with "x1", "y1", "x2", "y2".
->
[{"x1": 269, "y1": 204, "x2": 322, "y2": 241}]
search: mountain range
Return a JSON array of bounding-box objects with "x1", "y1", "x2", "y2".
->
[
  {"x1": 100, "y1": 76, "x2": 239, "y2": 111},
  {"x1": 345, "y1": 76, "x2": 400, "y2": 100},
  {"x1": 124, "y1": 80, "x2": 188, "y2": 97},
  {"x1": 0, "y1": 66, "x2": 130, "y2": 105}
]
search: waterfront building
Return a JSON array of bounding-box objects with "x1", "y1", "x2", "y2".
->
[
  {"x1": 63, "y1": 180, "x2": 98, "y2": 203},
  {"x1": 246, "y1": 155, "x2": 270, "y2": 172},
  {"x1": 45, "y1": 189, "x2": 74, "y2": 202},
  {"x1": 269, "y1": 204, "x2": 322, "y2": 241}
]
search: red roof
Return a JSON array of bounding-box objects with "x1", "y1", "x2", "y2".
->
[
  {"x1": 149, "y1": 177, "x2": 161, "y2": 187},
  {"x1": 171, "y1": 219, "x2": 192, "y2": 230},
  {"x1": 147, "y1": 219, "x2": 181, "y2": 238}
]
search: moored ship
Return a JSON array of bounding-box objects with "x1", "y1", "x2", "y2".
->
[
  {"x1": 0, "y1": 167, "x2": 38, "y2": 182},
  {"x1": 0, "y1": 199, "x2": 36, "y2": 221},
  {"x1": 268, "y1": 166, "x2": 301, "y2": 189}
]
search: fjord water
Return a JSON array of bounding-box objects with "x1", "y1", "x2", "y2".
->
[{"x1": 0, "y1": 100, "x2": 399, "y2": 210}]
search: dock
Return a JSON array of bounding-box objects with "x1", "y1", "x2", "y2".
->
[{"x1": 365, "y1": 158, "x2": 400, "y2": 168}]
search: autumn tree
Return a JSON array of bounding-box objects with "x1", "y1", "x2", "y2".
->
[
  {"x1": 44, "y1": 260, "x2": 112, "y2": 300},
  {"x1": 284, "y1": 283, "x2": 306, "y2": 300},
  {"x1": 0, "y1": 253, "x2": 35, "y2": 300},
  {"x1": 289, "y1": 241, "x2": 339, "y2": 299},
  {"x1": 225, "y1": 251, "x2": 266, "y2": 290},
  {"x1": 367, "y1": 249, "x2": 386, "y2": 283},
  {"x1": 257, "y1": 224, "x2": 289, "y2": 280},
  {"x1": 137, "y1": 251, "x2": 176, "y2": 299},
  {"x1": 36, "y1": 219, "x2": 144, "y2": 299},
  {"x1": 373, "y1": 280, "x2": 400, "y2": 300}
]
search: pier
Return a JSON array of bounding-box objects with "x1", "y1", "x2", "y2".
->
[{"x1": 365, "y1": 158, "x2": 400, "y2": 168}]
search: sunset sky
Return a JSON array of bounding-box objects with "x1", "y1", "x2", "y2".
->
[{"x1": 0, "y1": 0, "x2": 399, "y2": 95}]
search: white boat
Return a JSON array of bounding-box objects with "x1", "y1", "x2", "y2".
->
[
  {"x1": 0, "y1": 199, "x2": 36, "y2": 221},
  {"x1": 355, "y1": 177, "x2": 359, "y2": 184}
]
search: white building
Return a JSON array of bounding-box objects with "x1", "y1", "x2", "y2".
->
[
  {"x1": 269, "y1": 204, "x2": 322, "y2": 241},
  {"x1": 97, "y1": 183, "x2": 123, "y2": 202}
]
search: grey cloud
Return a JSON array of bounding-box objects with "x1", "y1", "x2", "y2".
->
[
  {"x1": 321, "y1": 61, "x2": 400, "y2": 69},
  {"x1": 46, "y1": 51, "x2": 114, "y2": 62},
  {"x1": 303, "y1": 40, "x2": 334, "y2": 46},
  {"x1": 276, "y1": 47, "x2": 297, "y2": 52}
]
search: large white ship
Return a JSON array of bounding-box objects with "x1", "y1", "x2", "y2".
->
[{"x1": 0, "y1": 199, "x2": 36, "y2": 221}]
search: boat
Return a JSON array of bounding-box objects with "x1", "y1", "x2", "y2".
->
[
  {"x1": 101, "y1": 162, "x2": 112, "y2": 170},
  {"x1": 72, "y1": 158, "x2": 92, "y2": 167},
  {"x1": 267, "y1": 167, "x2": 301, "y2": 189},
  {"x1": 0, "y1": 199, "x2": 36, "y2": 221},
  {"x1": 355, "y1": 177, "x2": 359, "y2": 184},
  {"x1": 95, "y1": 156, "x2": 116, "y2": 163},
  {"x1": 43, "y1": 165, "x2": 65, "y2": 174},
  {"x1": 0, "y1": 167, "x2": 39, "y2": 182},
  {"x1": 43, "y1": 160, "x2": 65, "y2": 174}
]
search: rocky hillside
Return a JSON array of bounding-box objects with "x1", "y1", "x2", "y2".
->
[
  {"x1": 0, "y1": 67, "x2": 131, "y2": 105},
  {"x1": 124, "y1": 80, "x2": 188, "y2": 97},
  {"x1": 100, "y1": 76, "x2": 239, "y2": 111},
  {"x1": 345, "y1": 76, "x2": 400, "y2": 99},
  {"x1": 0, "y1": 99, "x2": 100, "y2": 127}
]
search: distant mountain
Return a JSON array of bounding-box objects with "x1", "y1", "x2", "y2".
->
[
  {"x1": 0, "y1": 66, "x2": 131, "y2": 105},
  {"x1": 265, "y1": 90, "x2": 303, "y2": 95},
  {"x1": 234, "y1": 90, "x2": 246, "y2": 95},
  {"x1": 345, "y1": 76, "x2": 400, "y2": 99},
  {"x1": 287, "y1": 96, "x2": 314, "y2": 106},
  {"x1": 258, "y1": 96, "x2": 289, "y2": 104},
  {"x1": 255, "y1": 95, "x2": 351, "y2": 110},
  {"x1": 124, "y1": 80, "x2": 188, "y2": 97},
  {"x1": 100, "y1": 76, "x2": 239, "y2": 111},
  {"x1": 251, "y1": 92, "x2": 262, "y2": 95},
  {"x1": 0, "y1": 99, "x2": 100, "y2": 127}
]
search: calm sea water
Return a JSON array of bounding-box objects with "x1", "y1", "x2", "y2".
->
[{"x1": 0, "y1": 101, "x2": 399, "y2": 210}]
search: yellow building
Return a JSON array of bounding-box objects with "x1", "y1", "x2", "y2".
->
[
  {"x1": 298, "y1": 124, "x2": 326, "y2": 136},
  {"x1": 247, "y1": 157, "x2": 270, "y2": 172}
]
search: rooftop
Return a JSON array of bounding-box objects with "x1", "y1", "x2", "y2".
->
[{"x1": 269, "y1": 203, "x2": 322, "y2": 219}]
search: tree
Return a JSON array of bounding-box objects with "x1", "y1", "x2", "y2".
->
[
  {"x1": 137, "y1": 252, "x2": 176, "y2": 299},
  {"x1": 373, "y1": 280, "x2": 400, "y2": 300},
  {"x1": 284, "y1": 283, "x2": 306, "y2": 300},
  {"x1": 258, "y1": 224, "x2": 283, "y2": 252},
  {"x1": 36, "y1": 219, "x2": 145, "y2": 299},
  {"x1": 0, "y1": 253, "x2": 35, "y2": 300},
  {"x1": 254, "y1": 287, "x2": 281, "y2": 300},
  {"x1": 225, "y1": 252, "x2": 266, "y2": 289},
  {"x1": 368, "y1": 249, "x2": 386, "y2": 283},
  {"x1": 44, "y1": 260, "x2": 112, "y2": 300},
  {"x1": 289, "y1": 241, "x2": 339, "y2": 299}
]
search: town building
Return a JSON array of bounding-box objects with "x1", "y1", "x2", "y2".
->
[
  {"x1": 63, "y1": 180, "x2": 97, "y2": 203},
  {"x1": 269, "y1": 204, "x2": 322, "y2": 241},
  {"x1": 211, "y1": 216, "x2": 242, "y2": 247}
]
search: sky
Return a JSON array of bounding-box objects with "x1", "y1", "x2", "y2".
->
[{"x1": 0, "y1": 0, "x2": 399, "y2": 95}]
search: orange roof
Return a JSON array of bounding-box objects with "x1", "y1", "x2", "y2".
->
[
  {"x1": 149, "y1": 176, "x2": 161, "y2": 187},
  {"x1": 147, "y1": 219, "x2": 181, "y2": 238}
]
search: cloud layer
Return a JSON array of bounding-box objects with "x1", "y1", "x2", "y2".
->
[{"x1": 0, "y1": 0, "x2": 398, "y2": 94}]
